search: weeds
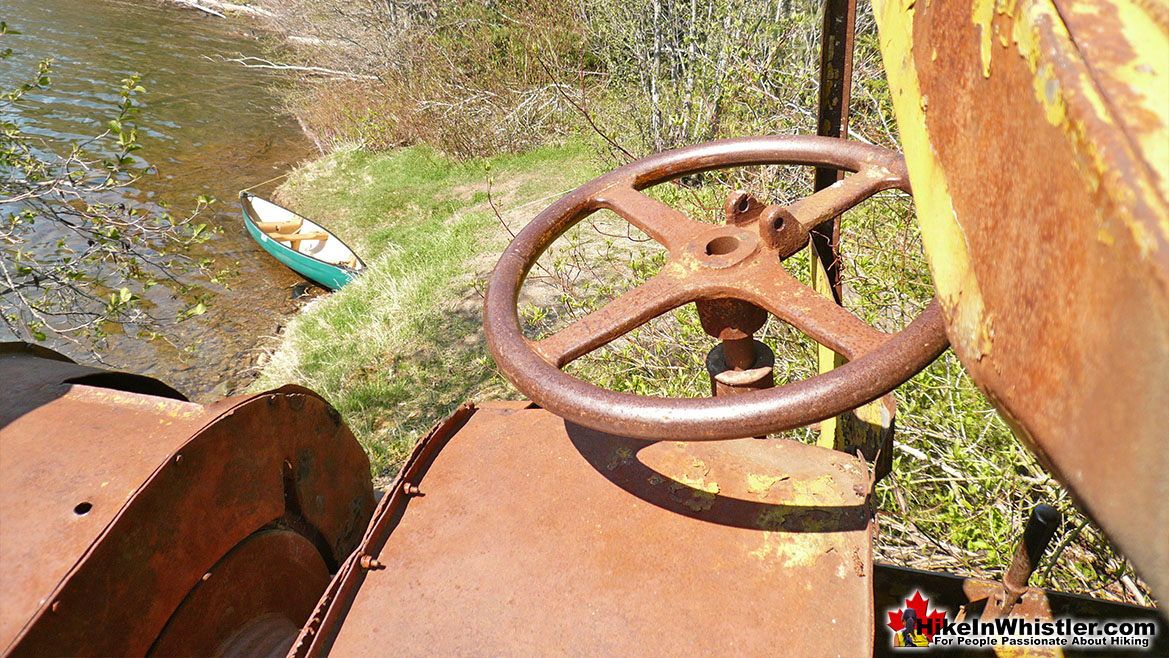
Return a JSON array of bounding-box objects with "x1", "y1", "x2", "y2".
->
[{"x1": 255, "y1": 0, "x2": 588, "y2": 157}]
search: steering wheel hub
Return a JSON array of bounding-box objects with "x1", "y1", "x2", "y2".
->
[{"x1": 687, "y1": 227, "x2": 759, "y2": 269}]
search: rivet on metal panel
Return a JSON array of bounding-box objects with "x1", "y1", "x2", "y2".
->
[
  {"x1": 403, "y1": 483, "x2": 421, "y2": 496},
  {"x1": 202, "y1": 572, "x2": 212, "y2": 582},
  {"x1": 174, "y1": 454, "x2": 183, "y2": 465},
  {"x1": 325, "y1": 405, "x2": 342, "y2": 424},
  {"x1": 358, "y1": 555, "x2": 385, "y2": 570},
  {"x1": 49, "y1": 601, "x2": 60, "y2": 614}
]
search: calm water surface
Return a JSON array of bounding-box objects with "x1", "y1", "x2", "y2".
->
[{"x1": 1, "y1": 0, "x2": 316, "y2": 400}]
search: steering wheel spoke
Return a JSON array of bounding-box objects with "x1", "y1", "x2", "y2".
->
[
  {"x1": 743, "y1": 261, "x2": 889, "y2": 361},
  {"x1": 532, "y1": 267, "x2": 695, "y2": 368},
  {"x1": 594, "y1": 184, "x2": 708, "y2": 251},
  {"x1": 783, "y1": 165, "x2": 897, "y2": 230}
]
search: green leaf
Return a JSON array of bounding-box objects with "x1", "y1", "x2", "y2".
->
[
  {"x1": 107, "y1": 119, "x2": 122, "y2": 134},
  {"x1": 119, "y1": 287, "x2": 132, "y2": 303}
]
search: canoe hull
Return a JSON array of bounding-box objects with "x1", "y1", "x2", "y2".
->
[{"x1": 240, "y1": 192, "x2": 362, "y2": 291}]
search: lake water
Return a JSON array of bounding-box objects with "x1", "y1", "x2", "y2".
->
[{"x1": 1, "y1": 0, "x2": 316, "y2": 400}]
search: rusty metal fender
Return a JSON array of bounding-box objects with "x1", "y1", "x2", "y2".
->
[{"x1": 0, "y1": 347, "x2": 374, "y2": 656}]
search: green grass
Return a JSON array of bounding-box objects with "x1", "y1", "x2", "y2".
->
[{"x1": 250, "y1": 140, "x2": 598, "y2": 485}]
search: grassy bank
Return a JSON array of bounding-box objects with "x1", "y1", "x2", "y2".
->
[{"x1": 251, "y1": 140, "x2": 598, "y2": 483}]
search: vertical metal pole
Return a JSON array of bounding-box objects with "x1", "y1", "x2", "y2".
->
[
  {"x1": 811, "y1": 0, "x2": 858, "y2": 449},
  {"x1": 811, "y1": 0, "x2": 857, "y2": 302}
]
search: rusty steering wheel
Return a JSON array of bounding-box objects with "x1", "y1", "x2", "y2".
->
[{"x1": 484, "y1": 135, "x2": 948, "y2": 441}]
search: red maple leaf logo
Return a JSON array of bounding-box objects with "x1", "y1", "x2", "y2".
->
[{"x1": 887, "y1": 590, "x2": 948, "y2": 641}]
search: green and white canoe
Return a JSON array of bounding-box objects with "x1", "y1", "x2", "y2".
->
[{"x1": 240, "y1": 191, "x2": 365, "y2": 291}]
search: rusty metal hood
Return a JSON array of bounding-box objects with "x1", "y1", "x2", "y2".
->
[
  {"x1": 872, "y1": 0, "x2": 1169, "y2": 599},
  {"x1": 294, "y1": 403, "x2": 878, "y2": 657}
]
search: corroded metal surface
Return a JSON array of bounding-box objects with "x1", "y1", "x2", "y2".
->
[
  {"x1": 0, "y1": 349, "x2": 374, "y2": 656},
  {"x1": 0, "y1": 342, "x2": 188, "y2": 423},
  {"x1": 288, "y1": 402, "x2": 480, "y2": 658},
  {"x1": 149, "y1": 530, "x2": 331, "y2": 657},
  {"x1": 0, "y1": 350, "x2": 207, "y2": 652},
  {"x1": 872, "y1": 0, "x2": 1169, "y2": 599},
  {"x1": 300, "y1": 405, "x2": 877, "y2": 656},
  {"x1": 484, "y1": 135, "x2": 949, "y2": 441}
]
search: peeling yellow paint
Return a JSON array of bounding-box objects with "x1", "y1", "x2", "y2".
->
[
  {"x1": 973, "y1": 0, "x2": 996, "y2": 77},
  {"x1": 1009, "y1": 0, "x2": 1169, "y2": 254},
  {"x1": 664, "y1": 457, "x2": 721, "y2": 512},
  {"x1": 677, "y1": 472, "x2": 719, "y2": 495},
  {"x1": 670, "y1": 474, "x2": 718, "y2": 512},
  {"x1": 874, "y1": 0, "x2": 995, "y2": 362},
  {"x1": 787, "y1": 474, "x2": 847, "y2": 506},
  {"x1": 606, "y1": 446, "x2": 633, "y2": 471},
  {"x1": 746, "y1": 473, "x2": 790, "y2": 498},
  {"x1": 1108, "y1": 0, "x2": 1169, "y2": 204},
  {"x1": 1097, "y1": 226, "x2": 1115, "y2": 246},
  {"x1": 748, "y1": 531, "x2": 839, "y2": 569}
]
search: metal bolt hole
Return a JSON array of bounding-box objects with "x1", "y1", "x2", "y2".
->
[
  {"x1": 705, "y1": 236, "x2": 739, "y2": 256},
  {"x1": 73, "y1": 502, "x2": 92, "y2": 516}
]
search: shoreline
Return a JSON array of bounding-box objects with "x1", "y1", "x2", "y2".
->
[
  {"x1": 247, "y1": 140, "x2": 596, "y2": 484},
  {"x1": 157, "y1": 0, "x2": 273, "y2": 19}
]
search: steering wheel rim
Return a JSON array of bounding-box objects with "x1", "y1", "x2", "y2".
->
[{"x1": 484, "y1": 135, "x2": 949, "y2": 441}]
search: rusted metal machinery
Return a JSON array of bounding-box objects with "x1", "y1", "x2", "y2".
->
[
  {"x1": 2, "y1": 0, "x2": 1167, "y2": 655},
  {"x1": 872, "y1": 0, "x2": 1169, "y2": 602},
  {"x1": 0, "y1": 343, "x2": 374, "y2": 657}
]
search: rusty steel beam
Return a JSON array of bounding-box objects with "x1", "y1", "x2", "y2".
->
[
  {"x1": 483, "y1": 135, "x2": 949, "y2": 441},
  {"x1": 811, "y1": 0, "x2": 859, "y2": 303},
  {"x1": 872, "y1": 0, "x2": 1169, "y2": 601},
  {"x1": 807, "y1": 0, "x2": 896, "y2": 462}
]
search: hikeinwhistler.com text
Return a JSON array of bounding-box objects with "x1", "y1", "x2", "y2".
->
[{"x1": 924, "y1": 616, "x2": 1157, "y2": 649}]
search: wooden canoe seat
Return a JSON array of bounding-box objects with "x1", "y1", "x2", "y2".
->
[
  {"x1": 255, "y1": 219, "x2": 302, "y2": 233},
  {"x1": 268, "y1": 230, "x2": 329, "y2": 252},
  {"x1": 267, "y1": 230, "x2": 328, "y2": 243}
]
